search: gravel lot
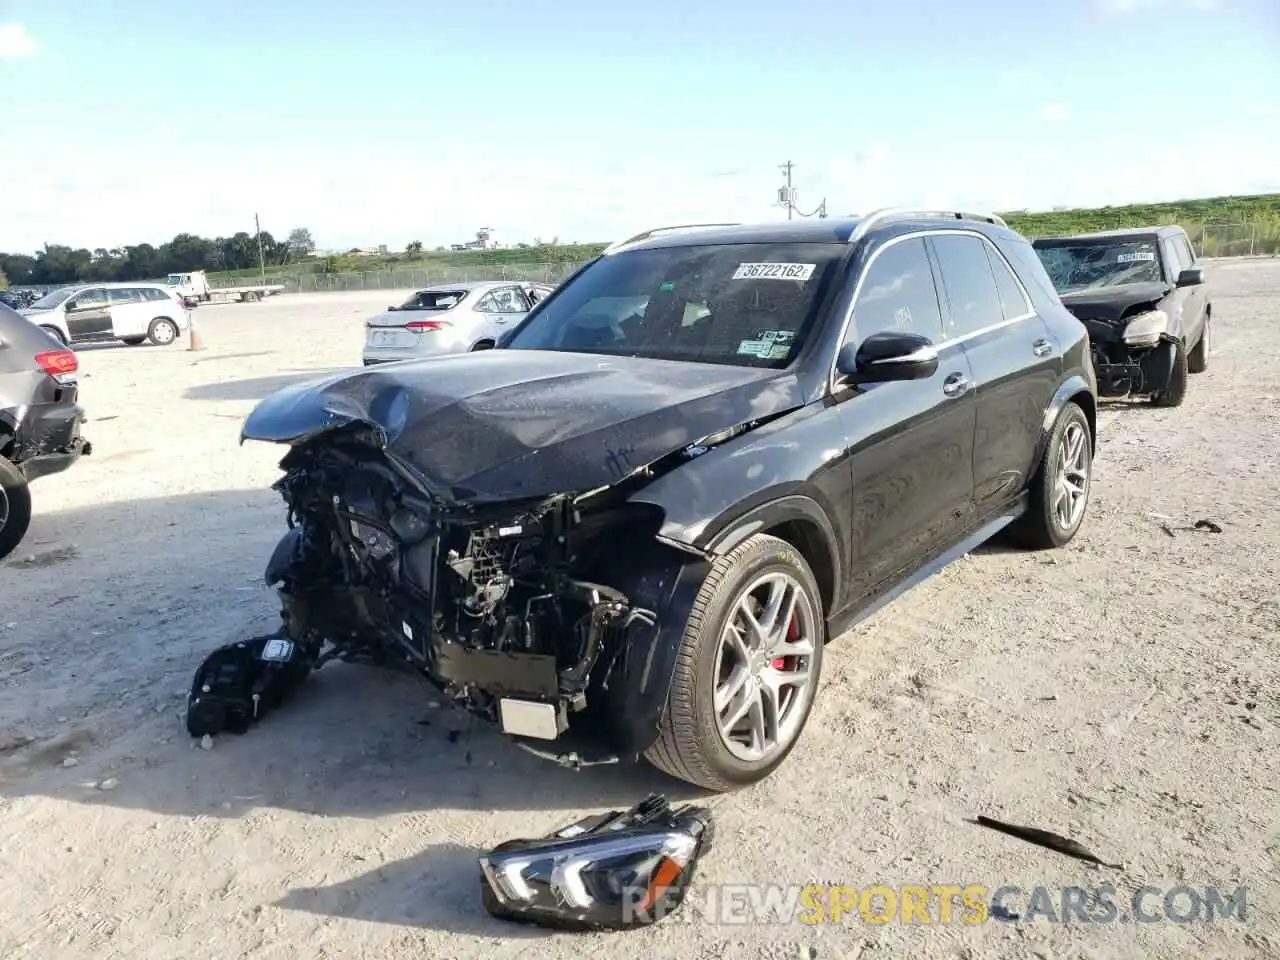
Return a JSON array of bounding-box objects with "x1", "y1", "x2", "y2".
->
[{"x1": 1, "y1": 264, "x2": 1277, "y2": 960}]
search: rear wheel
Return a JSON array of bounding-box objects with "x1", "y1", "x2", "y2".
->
[
  {"x1": 39, "y1": 325, "x2": 67, "y2": 346},
  {"x1": 147, "y1": 317, "x2": 179, "y2": 346},
  {"x1": 0, "y1": 455, "x2": 33, "y2": 562},
  {"x1": 1008, "y1": 401, "x2": 1092, "y2": 550},
  {"x1": 471, "y1": 339, "x2": 496, "y2": 351},
  {"x1": 242, "y1": 291, "x2": 260, "y2": 303},
  {"x1": 644, "y1": 534, "x2": 824, "y2": 792}
]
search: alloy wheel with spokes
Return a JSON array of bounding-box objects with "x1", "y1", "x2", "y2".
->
[
  {"x1": 713, "y1": 571, "x2": 819, "y2": 764},
  {"x1": 644, "y1": 533, "x2": 826, "y2": 792},
  {"x1": 1053, "y1": 420, "x2": 1090, "y2": 533}
]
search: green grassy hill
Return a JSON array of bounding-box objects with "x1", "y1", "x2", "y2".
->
[{"x1": 208, "y1": 192, "x2": 1280, "y2": 284}]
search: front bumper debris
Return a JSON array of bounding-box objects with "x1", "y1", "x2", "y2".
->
[
  {"x1": 479, "y1": 794, "x2": 714, "y2": 931},
  {"x1": 1089, "y1": 333, "x2": 1177, "y2": 399}
]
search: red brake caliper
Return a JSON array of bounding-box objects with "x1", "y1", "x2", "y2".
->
[{"x1": 772, "y1": 611, "x2": 799, "y2": 670}]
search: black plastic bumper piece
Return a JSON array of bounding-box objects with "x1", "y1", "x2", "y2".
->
[
  {"x1": 1092, "y1": 337, "x2": 1176, "y2": 398},
  {"x1": 432, "y1": 643, "x2": 561, "y2": 698}
]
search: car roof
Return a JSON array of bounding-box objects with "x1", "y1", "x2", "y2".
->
[
  {"x1": 612, "y1": 214, "x2": 1019, "y2": 253},
  {"x1": 417, "y1": 280, "x2": 513, "y2": 293},
  {"x1": 1032, "y1": 225, "x2": 1185, "y2": 243},
  {"x1": 63, "y1": 281, "x2": 174, "y2": 290}
]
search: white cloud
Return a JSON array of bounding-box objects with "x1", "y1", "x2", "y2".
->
[
  {"x1": 1041, "y1": 104, "x2": 1070, "y2": 122},
  {"x1": 0, "y1": 23, "x2": 38, "y2": 59}
]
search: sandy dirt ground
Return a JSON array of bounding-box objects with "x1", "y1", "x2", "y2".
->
[{"x1": 1, "y1": 265, "x2": 1277, "y2": 960}]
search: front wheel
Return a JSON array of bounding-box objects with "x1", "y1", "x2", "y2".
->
[
  {"x1": 644, "y1": 534, "x2": 825, "y2": 792},
  {"x1": 0, "y1": 455, "x2": 33, "y2": 561},
  {"x1": 1187, "y1": 319, "x2": 1210, "y2": 374},
  {"x1": 1150, "y1": 340, "x2": 1188, "y2": 407},
  {"x1": 147, "y1": 317, "x2": 180, "y2": 346},
  {"x1": 1008, "y1": 401, "x2": 1093, "y2": 550}
]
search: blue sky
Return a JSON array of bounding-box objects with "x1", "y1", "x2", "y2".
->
[{"x1": 1, "y1": 0, "x2": 1277, "y2": 252}]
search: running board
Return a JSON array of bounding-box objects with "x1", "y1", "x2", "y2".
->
[{"x1": 831, "y1": 495, "x2": 1028, "y2": 636}]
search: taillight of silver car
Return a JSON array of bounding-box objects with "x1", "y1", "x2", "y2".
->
[{"x1": 36, "y1": 348, "x2": 78, "y2": 386}]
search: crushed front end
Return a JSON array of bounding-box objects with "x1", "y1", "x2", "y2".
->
[
  {"x1": 1079, "y1": 310, "x2": 1177, "y2": 399},
  {"x1": 258, "y1": 427, "x2": 677, "y2": 761}
]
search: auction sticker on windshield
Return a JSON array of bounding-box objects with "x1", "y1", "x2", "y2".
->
[
  {"x1": 1117, "y1": 251, "x2": 1156, "y2": 262},
  {"x1": 732, "y1": 262, "x2": 816, "y2": 281}
]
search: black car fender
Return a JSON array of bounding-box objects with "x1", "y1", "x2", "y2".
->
[{"x1": 1036, "y1": 374, "x2": 1098, "y2": 466}]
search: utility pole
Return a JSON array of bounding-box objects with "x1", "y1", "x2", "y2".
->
[
  {"x1": 780, "y1": 161, "x2": 795, "y2": 220},
  {"x1": 254, "y1": 212, "x2": 267, "y2": 285}
]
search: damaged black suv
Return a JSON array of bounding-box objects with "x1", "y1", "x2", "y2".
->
[
  {"x1": 228, "y1": 209, "x2": 1097, "y2": 792},
  {"x1": 1032, "y1": 225, "x2": 1211, "y2": 406}
]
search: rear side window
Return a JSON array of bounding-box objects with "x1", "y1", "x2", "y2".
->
[
  {"x1": 982, "y1": 245, "x2": 1033, "y2": 321},
  {"x1": 1001, "y1": 238, "x2": 1064, "y2": 312},
  {"x1": 929, "y1": 234, "x2": 1005, "y2": 337},
  {"x1": 108, "y1": 288, "x2": 141, "y2": 305},
  {"x1": 848, "y1": 237, "x2": 944, "y2": 343},
  {"x1": 141, "y1": 287, "x2": 169, "y2": 302}
]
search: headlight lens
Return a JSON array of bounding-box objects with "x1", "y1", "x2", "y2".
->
[
  {"x1": 479, "y1": 794, "x2": 714, "y2": 930},
  {"x1": 1122, "y1": 309, "x2": 1168, "y2": 347}
]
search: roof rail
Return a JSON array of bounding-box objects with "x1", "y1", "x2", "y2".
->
[
  {"x1": 847, "y1": 207, "x2": 1008, "y2": 247},
  {"x1": 602, "y1": 222, "x2": 741, "y2": 255}
]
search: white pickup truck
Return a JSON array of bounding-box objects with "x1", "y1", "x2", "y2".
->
[{"x1": 166, "y1": 270, "x2": 285, "y2": 304}]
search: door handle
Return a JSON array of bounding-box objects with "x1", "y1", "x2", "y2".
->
[
  {"x1": 1032, "y1": 338, "x2": 1053, "y2": 357},
  {"x1": 492, "y1": 316, "x2": 508, "y2": 324},
  {"x1": 942, "y1": 373, "x2": 971, "y2": 397}
]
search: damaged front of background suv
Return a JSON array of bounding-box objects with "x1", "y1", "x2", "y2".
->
[{"x1": 187, "y1": 349, "x2": 806, "y2": 766}]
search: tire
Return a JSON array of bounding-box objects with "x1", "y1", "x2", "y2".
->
[
  {"x1": 1008, "y1": 401, "x2": 1093, "y2": 551},
  {"x1": 644, "y1": 533, "x2": 825, "y2": 792},
  {"x1": 471, "y1": 340, "x2": 496, "y2": 351},
  {"x1": 122, "y1": 336, "x2": 146, "y2": 346},
  {"x1": 0, "y1": 455, "x2": 33, "y2": 562},
  {"x1": 242, "y1": 291, "x2": 259, "y2": 303},
  {"x1": 1150, "y1": 339, "x2": 1188, "y2": 407},
  {"x1": 147, "y1": 317, "x2": 180, "y2": 346},
  {"x1": 39, "y1": 325, "x2": 67, "y2": 346},
  {"x1": 1187, "y1": 319, "x2": 1209, "y2": 374}
]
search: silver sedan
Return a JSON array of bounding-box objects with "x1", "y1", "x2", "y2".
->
[{"x1": 362, "y1": 280, "x2": 554, "y2": 365}]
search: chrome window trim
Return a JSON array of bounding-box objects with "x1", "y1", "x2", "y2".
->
[{"x1": 826, "y1": 228, "x2": 1038, "y2": 394}]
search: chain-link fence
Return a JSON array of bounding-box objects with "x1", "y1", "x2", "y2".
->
[
  {"x1": 1193, "y1": 222, "x2": 1260, "y2": 258},
  {"x1": 207, "y1": 261, "x2": 589, "y2": 294}
]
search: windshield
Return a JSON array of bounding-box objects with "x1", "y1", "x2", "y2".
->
[
  {"x1": 504, "y1": 241, "x2": 845, "y2": 367},
  {"x1": 1033, "y1": 239, "x2": 1163, "y2": 293},
  {"x1": 397, "y1": 289, "x2": 468, "y2": 311},
  {"x1": 26, "y1": 287, "x2": 77, "y2": 310}
]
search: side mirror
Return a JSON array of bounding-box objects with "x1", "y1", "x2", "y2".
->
[
  {"x1": 1176, "y1": 267, "x2": 1204, "y2": 288},
  {"x1": 836, "y1": 330, "x2": 939, "y2": 385}
]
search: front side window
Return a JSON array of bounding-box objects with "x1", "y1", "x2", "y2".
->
[
  {"x1": 505, "y1": 241, "x2": 845, "y2": 367},
  {"x1": 930, "y1": 234, "x2": 1006, "y2": 337},
  {"x1": 847, "y1": 237, "x2": 944, "y2": 343},
  {"x1": 69, "y1": 288, "x2": 107, "y2": 310},
  {"x1": 1033, "y1": 238, "x2": 1163, "y2": 293}
]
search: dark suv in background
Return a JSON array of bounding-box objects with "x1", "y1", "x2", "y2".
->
[
  {"x1": 0, "y1": 305, "x2": 91, "y2": 559},
  {"x1": 1032, "y1": 225, "x2": 1211, "y2": 407},
  {"x1": 234, "y1": 208, "x2": 1097, "y2": 792}
]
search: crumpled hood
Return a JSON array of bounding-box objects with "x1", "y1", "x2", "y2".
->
[
  {"x1": 241, "y1": 349, "x2": 803, "y2": 502},
  {"x1": 1058, "y1": 281, "x2": 1171, "y2": 324}
]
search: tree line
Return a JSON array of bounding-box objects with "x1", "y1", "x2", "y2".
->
[{"x1": 0, "y1": 228, "x2": 315, "y2": 288}]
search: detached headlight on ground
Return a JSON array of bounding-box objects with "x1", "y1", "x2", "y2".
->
[
  {"x1": 478, "y1": 794, "x2": 714, "y2": 930},
  {"x1": 1122, "y1": 309, "x2": 1168, "y2": 347}
]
